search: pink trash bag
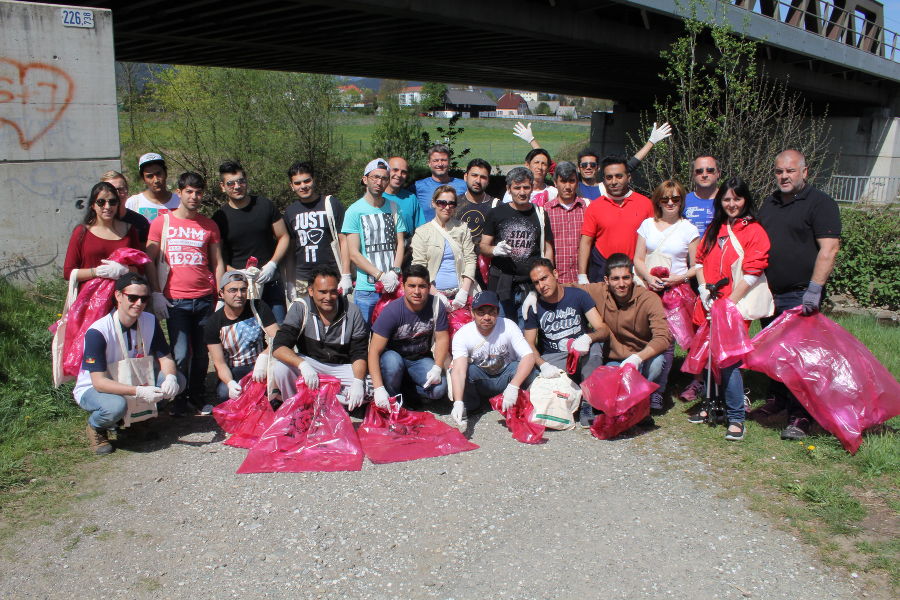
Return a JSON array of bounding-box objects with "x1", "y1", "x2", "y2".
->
[
  {"x1": 581, "y1": 365, "x2": 658, "y2": 440},
  {"x1": 744, "y1": 308, "x2": 900, "y2": 454},
  {"x1": 357, "y1": 399, "x2": 479, "y2": 464},
  {"x1": 662, "y1": 283, "x2": 697, "y2": 350},
  {"x1": 710, "y1": 298, "x2": 753, "y2": 368},
  {"x1": 51, "y1": 247, "x2": 151, "y2": 377},
  {"x1": 448, "y1": 302, "x2": 473, "y2": 338},
  {"x1": 681, "y1": 321, "x2": 711, "y2": 377},
  {"x1": 220, "y1": 376, "x2": 275, "y2": 449},
  {"x1": 237, "y1": 375, "x2": 363, "y2": 473},
  {"x1": 488, "y1": 389, "x2": 546, "y2": 444},
  {"x1": 478, "y1": 254, "x2": 491, "y2": 285},
  {"x1": 370, "y1": 279, "x2": 404, "y2": 325}
]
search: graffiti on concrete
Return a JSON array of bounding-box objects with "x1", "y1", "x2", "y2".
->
[{"x1": 0, "y1": 57, "x2": 75, "y2": 150}]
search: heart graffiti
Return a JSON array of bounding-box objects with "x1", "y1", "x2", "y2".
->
[{"x1": 0, "y1": 58, "x2": 75, "y2": 150}]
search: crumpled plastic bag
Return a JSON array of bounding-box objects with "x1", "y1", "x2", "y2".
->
[
  {"x1": 488, "y1": 389, "x2": 546, "y2": 444},
  {"x1": 662, "y1": 283, "x2": 697, "y2": 350},
  {"x1": 219, "y1": 375, "x2": 275, "y2": 449},
  {"x1": 478, "y1": 254, "x2": 491, "y2": 285},
  {"x1": 744, "y1": 308, "x2": 900, "y2": 454},
  {"x1": 681, "y1": 321, "x2": 712, "y2": 378},
  {"x1": 371, "y1": 279, "x2": 404, "y2": 325},
  {"x1": 710, "y1": 298, "x2": 753, "y2": 368},
  {"x1": 52, "y1": 247, "x2": 151, "y2": 377},
  {"x1": 581, "y1": 365, "x2": 658, "y2": 440},
  {"x1": 237, "y1": 375, "x2": 363, "y2": 473},
  {"x1": 448, "y1": 302, "x2": 473, "y2": 338},
  {"x1": 357, "y1": 400, "x2": 479, "y2": 463}
]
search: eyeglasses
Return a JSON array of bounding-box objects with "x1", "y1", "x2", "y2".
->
[
  {"x1": 94, "y1": 198, "x2": 120, "y2": 207},
  {"x1": 695, "y1": 167, "x2": 717, "y2": 174},
  {"x1": 579, "y1": 162, "x2": 598, "y2": 168},
  {"x1": 367, "y1": 174, "x2": 389, "y2": 182},
  {"x1": 224, "y1": 178, "x2": 247, "y2": 187},
  {"x1": 660, "y1": 196, "x2": 682, "y2": 204},
  {"x1": 435, "y1": 200, "x2": 458, "y2": 207},
  {"x1": 125, "y1": 293, "x2": 150, "y2": 304}
]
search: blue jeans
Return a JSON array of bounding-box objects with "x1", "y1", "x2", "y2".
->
[
  {"x1": 534, "y1": 342, "x2": 604, "y2": 385},
  {"x1": 715, "y1": 363, "x2": 745, "y2": 423},
  {"x1": 167, "y1": 295, "x2": 214, "y2": 408},
  {"x1": 607, "y1": 352, "x2": 668, "y2": 394},
  {"x1": 761, "y1": 289, "x2": 810, "y2": 420},
  {"x1": 80, "y1": 370, "x2": 185, "y2": 429},
  {"x1": 261, "y1": 276, "x2": 286, "y2": 324},
  {"x1": 354, "y1": 289, "x2": 380, "y2": 326},
  {"x1": 463, "y1": 361, "x2": 520, "y2": 413},
  {"x1": 216, "y1": 364, "x2": 253, "y2": 404},
  {"x1": 498, "y1": 285, "x2": 529, "y2": 329},
  {"x1": 379, "y1": 350, "x2": 447, "y2": 401}
]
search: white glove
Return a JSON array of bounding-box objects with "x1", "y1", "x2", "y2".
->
[
  {"x1": 252, "y1": 353, "x2": 268, "y2": 382},
  {"x1": 152, "y1": 292, "x2": 172, "y2": 320},
  {"x1": 347, "y1": 378, "x2": 365, "y2": 411},
  {"x1": 95, "y1": 259, "x2": 129, "y2": 279},
  {"x1": 492, "y1": 241, "x2": 512, "y2": 257},
  {"x1": 501, "y1": 384, "x2": 519, "y2": 411},
  {"x1": 374, "y1": 386, "x2": 390, "y2": 409},
  {"x1": 227, "y1": 379, "x2": 242, "y2": 399},
  {"x1": 621, "y1": 354, "x2": 643, "y2": 370},
  {"x1": 521, "y1": 291, "x2": 538, "y2": 320},
  {"x1": 648, "y1": 121, "x2": 672, "y2": 145},
  {"x1": 512, "y1": 121, "x2": 534, "y2": 144},
  {"x1": 451, "y1": 288, "x2": 468, "y2": 310},
  {"x1": 698, "y1": 286, "x2": 713, "y2": 311},
  {"x1": 539, "y1": 362, "x2": 563, "y2": 378},
  {"x1": 135, "y1": 385, "x2": 164, "y2": 403},
  {"x1": 423, "y1": 365, "x2": 443, "y2": 389},
  {"x1": 338, "y1": 273, "x2": 353, "y2": 295},
  {"x1": 298, "y1": 360, "x2": 319, "y2": 390},
  {"x1": 160, "y1": 374, "x2": 180, "y2": 399},
  {"x1": 379, "y1": 270, "x2": 399, "y2": 293},
  {"x1": 256, "y1": 261, "x2": 278, "y2": 285},
  {"x1": 577, "y1": 274, "x2": 590, "y2": 285},
  {"x1": 571, "y1": 333, "x2": 592, "y2": 354},
  {"x1": 436, "y1": 292, "x2": 450, "y2": 311},
  {"x1": 451, "y1": 400, "x2": 467, "y2": 427}
]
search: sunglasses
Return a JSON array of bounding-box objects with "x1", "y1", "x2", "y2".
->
[
  {"x1": 435, "y1": 200, "x2": 458, "y2": 207},
  {"x1": 94, "y1": 198, "x2": 120, "y2": 207},
  {"x1": 580, "y1": 162, "x2": 598, "y2": 168},
  {"x1": 695, "y1": 167, "x2": 717, "y2": 174},
  {"x1": 660, "y1": 196, "x2": 682, "y2": 204},
  {"x1": 124, "y1": 293, "x2": 151, "y2": 304},
  {"x1": 224, "y1": 178, "x2": 247, "y2": 187}
]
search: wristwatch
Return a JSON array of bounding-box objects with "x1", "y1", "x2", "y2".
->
[{"x1": 391, "y1": 267, "x2": 401, "y2": 275}]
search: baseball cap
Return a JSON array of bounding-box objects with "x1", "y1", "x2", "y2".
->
[
  {"x1": 138, "y1": 152, "x2": 165, "y2": 170},
  {"x1": 219, "y1": 270, "x2": 248, "y2": 289},
  {"x1": 114, "y1": 272, "x2": 149, "y2": 291},
  {"x1": 471, "y1": 290, "x2": 500, "y2": 310},
  {"x1": 363, "y1": 158, "x2": 389, "y2": 176}
]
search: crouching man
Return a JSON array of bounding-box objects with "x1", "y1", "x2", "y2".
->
[
  {"x1": 272, "y1": 267, "x2": 369, "y2": 410},
  {"x1": 73, "y1": 274, "x2": 185, "y2": 454},
  {"x1": 369, "y1": 264, "x2": 449, "y2": 407},
  {"x1": 205, "y1": 271, "x2": 279, "y2": 411},
  {"x1": 449, "y1": 290, "x2": 535, "y2": 426}
]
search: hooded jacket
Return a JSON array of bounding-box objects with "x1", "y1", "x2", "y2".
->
[{"x1": 272, "y1": 295, "x2": 368, "y2": 365}]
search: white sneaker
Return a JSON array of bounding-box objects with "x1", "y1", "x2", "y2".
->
[{"x1": 199, "y1": 404, "x2": 214, "y2": 416}]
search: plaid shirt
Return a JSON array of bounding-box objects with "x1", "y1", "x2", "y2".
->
[{"x1": 544, "y1": 196, "x2": 590, "y2": 284}]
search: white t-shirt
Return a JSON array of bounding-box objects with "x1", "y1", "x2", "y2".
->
[
  {"x1": 637, "y1": 218, "x2": 700, "y2": 276},
  {"x1": 125, "y1": 191, "x2": 180, "y2": 223},
  {"x1": 451, "y1": 318, "x2": 533, "y2": 375}
]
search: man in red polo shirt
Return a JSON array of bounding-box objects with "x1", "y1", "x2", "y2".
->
[{"x1": 577, "y1": 156, "x2": 653, "y2": 283}]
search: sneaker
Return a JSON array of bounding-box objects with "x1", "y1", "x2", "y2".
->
[
  {"x1": 649, "y1": 392, "x2": 664, "y2": 412},
  {"x1": 578, "y1": 401, "x2": 594, "y2": 428},
  {"x1": 688, "y1": 410, "x2": 708, "y2": 424},
  {"x1": 199, "y1": 404, "x2": 214, "y2": 416},
  {"x1": 749, "y1": 396, "x2": 785, "y2": 421},
  {"x1": 725, "y1": 422, "x2": 745, "y2": 441},
  {"x1": 85, "y1": 423, "x2": 114, "y2": 455},
  {"x1": 781, "y1": 417, "x2": 810, "y2": 440},
  {"x1": 679, "y1": 380, "x2": 704, "y2": 402}
]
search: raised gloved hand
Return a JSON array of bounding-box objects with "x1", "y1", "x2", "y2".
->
[
  {"x1": 539, "y1": 362, "x2": 563, "y2": 379},
  {"x1": 577, "y1": 274, "x2": 590, "y2": 285},
  {"x1": 347, "y1": 378, "x2": 365, "y2": 411},
  {"x1": 698, "y1": 286, "x2": 713, "y2": 311},
  {"x1": 256, "y1": 261, "x2": 278, "y2": 285},
  {"x1": 451, "y1": 288, "x2": 469, "y2": 311},
  {"x1": 801, "y1": 281, "x2": 823, "y2": 315},
  {"x1": 227, "y1": 379, "x2": 242, "y2": 399},
  {"x1": 152, "y1": 292, "x2": 172, "y2": 320},
  {"x1": 379, "y1": 270, "x2": 399, "y2": 293},
  {"x1": 135, "y1": 385, "x2": 164, "y2": 403},
  {"x1": 95, "y1": 259, "x2": 129, "y2": 279},
  {"x1": 252, "y1": 353, "x2": 269, "y2": 382},
  {"x1": 512, "y1": 121, "x2": 534, "y2": 144},
  {"x1": 570, "y1": 333, "x2": 592, "y2": 354},
  {"x1": 338, "y1": 273, "x2": 353, "y2": 295},
  {"x1": 521, "y1": 291, "x2": 538, "y2": 320},
  {"x1": 451, "y1": 400, "x2": 467, "y2": 427},
  {"x1": 621, "y1": 354, "x2": 643, "y2": 371},
  {"x1": 423, "y1": 365, "x2": 443, "y2": 389},
  {"x1": 648, "y1": 122, "x2": 672, "y2": 145},
  {"x1": 492, "y1": 240, "x2": 512, "y2": 257},
  {"x1": 373, "y1": 386, "x2": 390, "y2": 409},
  {"x1": 501, "y1": 384, "x2": 519, "y2": 411},
  {"x1": 298, "y1": 360, "x2": 319, "y2": 390},
  {"x1": 160, "y1": 374, "x2": 180, "y2": 399}
]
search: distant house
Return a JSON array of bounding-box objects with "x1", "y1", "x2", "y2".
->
[
  {"x1": 337, "y1": 84, "x2": 365, "y2": 108},
  {"x1": 398, "y1": 85, "x2": 423, "y2": 106},
  {"x1": 434, "y1": 88, "x2": 497, "y2": 118},
  {"x1": 556, "y1": 105, "x2": 578, "y2": 119},
  {"x1": 496, "y1": 93, "x2": 529, "y2": 117},
  {"x1": 519, "y1": 91, "x2": 539, "y2": 103}
]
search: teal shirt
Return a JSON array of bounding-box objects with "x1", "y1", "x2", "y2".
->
[
  {"x1": 341, "y1": 197, "x2": 408, "y2": 292},
  {"x1": 383, "y1": 188, "x2": 424, "y2": 236}
]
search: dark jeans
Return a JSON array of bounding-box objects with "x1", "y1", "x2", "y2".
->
[
  {"x1": 498, "y1": 285, "x2": 529, "y2": 329},
  {"x1": 761, "y1": 289, "x2": 810, "y2": 420},
  {"x1": 216, "y1": 364, "x2": 253, "y2": 404},
  {"x1": 463, "y1": 361, "x2": 521, "y2": 413},
  {"x1": 168, "y1": 295, "x2": 214, "y2": 409},
  {"x1": 260, "y1": 275, "x2": 286, "y2": 324}
]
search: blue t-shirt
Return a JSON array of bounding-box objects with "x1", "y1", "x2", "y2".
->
[
  {"x1": 414, "y1": 177, "x2": 468, "y2": 222},
  {"x1": 523, "y1": 287, "x2": 597, "y2": 354},
  {"x1": 371, "y1": 296, "x2": 448, "y2": 360},
  {"x1": 684, "y1": 192, "x2": 715, "y2": 235},
  {"x1": 383, "y1": 188, "x2": 424, "y2": 237},
  {"x1": 341, "y1": 197, "x2": 408, "y2": 293},
  {"x1": 577, "y1": 181, "x2": 602, "y2": 202},
  {"x1": 433, "y1": 241, "x2": 458, "y2": 290}
]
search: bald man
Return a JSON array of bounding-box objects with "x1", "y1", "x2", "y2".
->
[
  {"x1": 383, "y1": 156, "x2": 424, "y2": 236},
  {"x1": 755, "y1": 149, "x2": 841, "y2": 441}
]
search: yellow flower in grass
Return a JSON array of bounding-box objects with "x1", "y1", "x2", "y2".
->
[{"x1": 807, "y1": 445, "x2": 816, "y2": 451}]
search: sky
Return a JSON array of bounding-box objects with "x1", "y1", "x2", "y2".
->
[{"x1": 882, "y1": 0, "x2": 900, "y2": 35}]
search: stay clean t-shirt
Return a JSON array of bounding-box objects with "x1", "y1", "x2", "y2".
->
[
  {"x1": 148, "y1": 213, "x2": 220, "y2": 299},
  {"x1": 524, "y1": 287, "x2": 597, "y2": 354},
  {"x1": 482, "y1": 203, "x2": 553, "y2": 279}
]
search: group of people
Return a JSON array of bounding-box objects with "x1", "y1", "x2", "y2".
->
[{"x1": 65, "y1": 123, "x2": 841, "y2": 455}]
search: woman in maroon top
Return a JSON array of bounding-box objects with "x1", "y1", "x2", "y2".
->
[{"x1": 63, "y1": 182, "x2": 143, "y2": 283}]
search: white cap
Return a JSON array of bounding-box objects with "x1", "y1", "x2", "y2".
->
[
  {"x1": 363, "y1": 158, "x2": 389, "y2": 176},
  {"x1": 138, "y1": 152, "x2": 165, "y2": 169}
]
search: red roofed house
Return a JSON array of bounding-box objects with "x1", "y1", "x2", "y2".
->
[
  {"x1": 496, "y1": 92, "x2": 529, "y2": 117},
  {"x1": 398, "y1": 85, "x2": 423, "y2": 106}
]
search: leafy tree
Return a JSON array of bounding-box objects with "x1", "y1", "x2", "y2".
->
[
  {"x1": 420, "y1": 82, "x2": 448, "y2": 111},
  {"x1": 371, "y1": 79, "x2": 427, "y2": 167},
  {"x1": 421, "y1": 113, "x2": 470, "y2": 173},
  {"x1": 535, "y1": 102, "x2": 552, "y2": 116}
]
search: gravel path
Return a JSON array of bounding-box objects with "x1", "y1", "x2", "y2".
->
[{"x1": 0, "y1": 411, "x2": 862, "y2": 599}]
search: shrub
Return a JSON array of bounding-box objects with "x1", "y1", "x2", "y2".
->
[{"x1": 830, "y1": 206, "x2": 900, "y2": 310}]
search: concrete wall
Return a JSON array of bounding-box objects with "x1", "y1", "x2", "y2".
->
[
  {"x1": 0, "y1": 1, "x2": 119, "y2": 282},
  {"x1": 827, "y1": 110, "x2": 900, "y2": 179}
]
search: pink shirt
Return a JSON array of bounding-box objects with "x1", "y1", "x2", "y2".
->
[{"x1": 148, "y1": 213, "x2": 220, "y2": 299}]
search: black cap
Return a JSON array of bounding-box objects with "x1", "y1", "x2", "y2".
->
[
  {"x1": 115, "y1": 272, "x2": 149, "y2": 291},
  {"x1": 471, "y1": 290, "x2": 500, "y2": 309}
]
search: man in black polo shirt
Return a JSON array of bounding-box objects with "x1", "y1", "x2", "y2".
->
[{"x1": 756, "y1": 149, "x2": 841, "y2": 441}]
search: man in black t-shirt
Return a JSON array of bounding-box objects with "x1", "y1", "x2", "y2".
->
[
  {"x1": 282, "y1": 161, "x2": 352, "y2": 299},
  {"x1": 212, "y1": 161, "x2": 290, "y2": 323},
  {"x1": 479, "y1": 167, "x2": 554, "y2": 325},
  {"x1": 756, "y1": 149, "x2": 841, "y2": 441}
]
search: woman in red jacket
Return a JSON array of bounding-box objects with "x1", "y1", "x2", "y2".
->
[{"x1": 690, "y1": 177, "x2": 770, "y2": 441}]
